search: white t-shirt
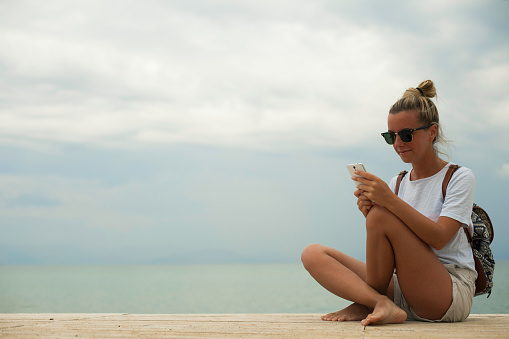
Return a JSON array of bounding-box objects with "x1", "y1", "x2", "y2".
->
[{"x1": 389, "y1": 163, "x2": 476, "y2": 275}]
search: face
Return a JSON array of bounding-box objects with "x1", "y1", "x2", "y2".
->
[{"x1": 387, "y1": 110, "x2": 437, "y2": 163}]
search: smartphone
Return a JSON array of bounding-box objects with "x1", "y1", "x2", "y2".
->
[{"x1": 346, "y1": 163, "x2": 367, "y2": 187}]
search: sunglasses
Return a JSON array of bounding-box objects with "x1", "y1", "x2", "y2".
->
[{"x1": 381, "y1": 125, "x2": 432, "y2": 145}]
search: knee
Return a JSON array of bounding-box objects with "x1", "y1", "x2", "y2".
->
[
  {"x1": 365, "y1": 205, "x2": 393, "y2": 232},
  {"x1": 301, "y1": 244, "x2": 324, "y2": 271}
]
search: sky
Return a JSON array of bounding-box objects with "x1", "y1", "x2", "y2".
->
[{"x1": 1, "y1": 0, "x2": 508, "y2": 265}]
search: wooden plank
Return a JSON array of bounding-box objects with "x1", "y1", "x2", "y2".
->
[{"x1": 0, "y1": 314, "x2": 507, "y2": 338}]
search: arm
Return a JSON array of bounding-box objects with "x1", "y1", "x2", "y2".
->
[
  {"x1": 383, "y1": 195, "x2": 461, "y2": 250},
  {"x1": 353, "y1": 171, "x2": 461, "y2": 250}
]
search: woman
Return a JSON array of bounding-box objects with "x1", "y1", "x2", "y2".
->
[{"x1": 301, "y1": 80, "x2": 476, "y2": 326}]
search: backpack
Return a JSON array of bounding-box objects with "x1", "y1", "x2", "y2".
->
[{"x1": 395, "y1": 164, "x2": 495, "y2": 297}]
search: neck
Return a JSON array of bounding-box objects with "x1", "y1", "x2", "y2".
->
[{"x1": 411, "y1": 153, "x2": 448, "y2": 180}]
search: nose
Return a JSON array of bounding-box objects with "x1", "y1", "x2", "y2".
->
[{"x1": 393, "y1": 134, "x2": 405, "y2": 147}]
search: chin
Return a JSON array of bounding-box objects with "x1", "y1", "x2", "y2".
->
[{"x1": 398, "y1": 154, "x2": 413, "y2": 163}]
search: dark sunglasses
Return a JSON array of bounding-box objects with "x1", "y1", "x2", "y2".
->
[{"x1": 381, "y1": 125, "x2": 432, "y2": 145}]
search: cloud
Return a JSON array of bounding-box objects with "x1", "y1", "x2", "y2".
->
[
  {"x1": 498, "y1": 164, "x2": 509, "y2": 178},
  {"x1": 4, "y1": 193, "x2": 60, "y2": 208},
  {"x1": 5, "y1": 1, "x2": 507, "y2": 151},
  {"x1": 0, "y1": 0, "x2": 508, "y2": 265},
  {"x1": 0, "y1": 174, "x2": 154, "y2": 232}
]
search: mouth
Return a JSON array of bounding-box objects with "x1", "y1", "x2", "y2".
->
[{"x1": 397, "y1": 149, "x2": 411, "y2": 156}]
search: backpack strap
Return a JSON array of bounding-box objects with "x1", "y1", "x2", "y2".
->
[
  {"x1": 442, "y1": 165, "x2": 479, "y2": 251},
  {"x1": 441, "y1": 165, "x2": 469, "y2": 236},
  {"x1": 394, "y1": 170, "x2": 408, "y2": 196},
  {"x1": 442, "y1": 164, "x2": 460, "y2": 198}
]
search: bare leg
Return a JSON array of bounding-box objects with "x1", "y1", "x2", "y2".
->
[
  {"x1": 361, "y1": 205, "x2": 453, "y2": 325},
  {"x1": 302, "y1": 204, "x2": 452, "y2": 325},
  {"x1": 301, "y1": 244, "x2": 402, "y2": 323}
]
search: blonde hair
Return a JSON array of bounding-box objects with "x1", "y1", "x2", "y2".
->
[{"x1": 389, "y1": 80, "x2": 450, "y2": 157}]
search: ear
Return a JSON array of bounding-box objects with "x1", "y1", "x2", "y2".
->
[{"x1": 429, "y1": 124, "x2": 438, "y2": 142}]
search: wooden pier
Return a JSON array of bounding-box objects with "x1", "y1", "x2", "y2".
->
[{"x1": 1, "y1": 313, "x2": 508, "y2": 338}]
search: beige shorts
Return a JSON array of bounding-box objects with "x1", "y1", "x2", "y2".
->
[{"x1": 393, "y1": 264, "x2": 476, "y2": 322}]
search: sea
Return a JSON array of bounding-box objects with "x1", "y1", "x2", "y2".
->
[{"x1": 1, "y1": 261, "x2": 508, "y2": 314}]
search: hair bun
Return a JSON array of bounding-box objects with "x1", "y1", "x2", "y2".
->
[{"x1": 415, "y1": 80, "x2": 436, "y2": 98}]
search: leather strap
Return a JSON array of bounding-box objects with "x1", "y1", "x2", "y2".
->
[
  {"x1": 442, "y1": 164, "x2": 460, "y2": 198},
  {"x1": 440, "y1": 165, "x2": 474, "y2": 247},
  {"x1": 395, "y1": 170, "x2": 408, "y2": 196}
]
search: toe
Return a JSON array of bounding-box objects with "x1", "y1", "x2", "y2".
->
[
  {"x1": 336, "y1": 315, "x2": 346, "y2": 322},
  {"x1": 361, "y1": 314, "x2": 374, "y2": 326}
]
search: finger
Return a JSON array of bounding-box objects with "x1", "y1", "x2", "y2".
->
[
  {"x1": 357, "y1": 198, "x2": 368, "y2": 208},
  {"x1": 353, "y1": 170, "x2": 369, "y2": 177},
  {"x1": 353, "y1": 175, "x2": 372, "y2": 185},
  {"x1": 361, "y1": 206, "x2": 371, "y2": 217},
  {"x1": 352, "y1": 176, "x2": 372, "y2": 189},
  {"x1": 354, "y1": 171, "x2": 378, "y2": 181},
  {"x1": 357, "y1": 192, "x2": 370, "y2": 200},
  {"x1": 357, "y1": 197, "x2": 372, "y2": 206},
  {"x1": 358, "y1": 200, "x2": 373, "y2": 208}
]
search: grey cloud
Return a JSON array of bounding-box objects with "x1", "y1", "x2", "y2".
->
[
  {"x1": 4, "y1": 193, "x2": 60, "y2": 208},
  {"x1": 0, "y1": 0, "x2": 508, "y2": 265}
]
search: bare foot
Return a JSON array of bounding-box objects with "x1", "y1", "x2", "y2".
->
[
  {"x1": 360, "y1": 296, "x2": 407, "y2": 326},
  {"x1": 321, "y1": 303, "x2": 371, "y2": 322}
]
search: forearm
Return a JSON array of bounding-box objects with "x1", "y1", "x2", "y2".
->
[
  {"x1": 383, "y1": 194, "x2": 454, "y2": 250},
  {"x1": 352, "y1": 170, "x2": 461, "y2": 249}
]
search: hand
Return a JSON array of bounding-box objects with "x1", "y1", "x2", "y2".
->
[
  {"x1": 354, "y1": 188, "x2": 373, "y2": 217},
  {"x1": 352, "y1": 171, "x2": 393, "y2": 207}
]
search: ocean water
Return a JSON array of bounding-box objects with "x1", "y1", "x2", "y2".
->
[{"x1": 1, "y1": 261, "x2": 508, "y2": 314}]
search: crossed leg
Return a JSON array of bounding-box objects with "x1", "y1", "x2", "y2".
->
[{"x1": 301, "y1": 205, "x2": 453, "y2": 325}]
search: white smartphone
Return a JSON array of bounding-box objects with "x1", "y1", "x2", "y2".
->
[{"x1": 346, "y1": 163, "x2": 367, "y2": 187}]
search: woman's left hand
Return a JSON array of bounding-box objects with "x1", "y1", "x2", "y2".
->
[{"x1": 352, "y1": 171, "x2": 393, "y2": 206}]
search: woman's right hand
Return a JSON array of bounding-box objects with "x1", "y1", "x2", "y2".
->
[{"x1": 354, "y1": 188, "x2": 373, "y2": 217}]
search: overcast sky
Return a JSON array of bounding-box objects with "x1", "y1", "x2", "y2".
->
[{"x1": 1, "y1": 0, "x2": 508, "y2": 265}]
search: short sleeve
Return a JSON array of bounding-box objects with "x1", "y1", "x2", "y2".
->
[{"x1": 440, "y1": 167, "x2": 476, "y2": 226}]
